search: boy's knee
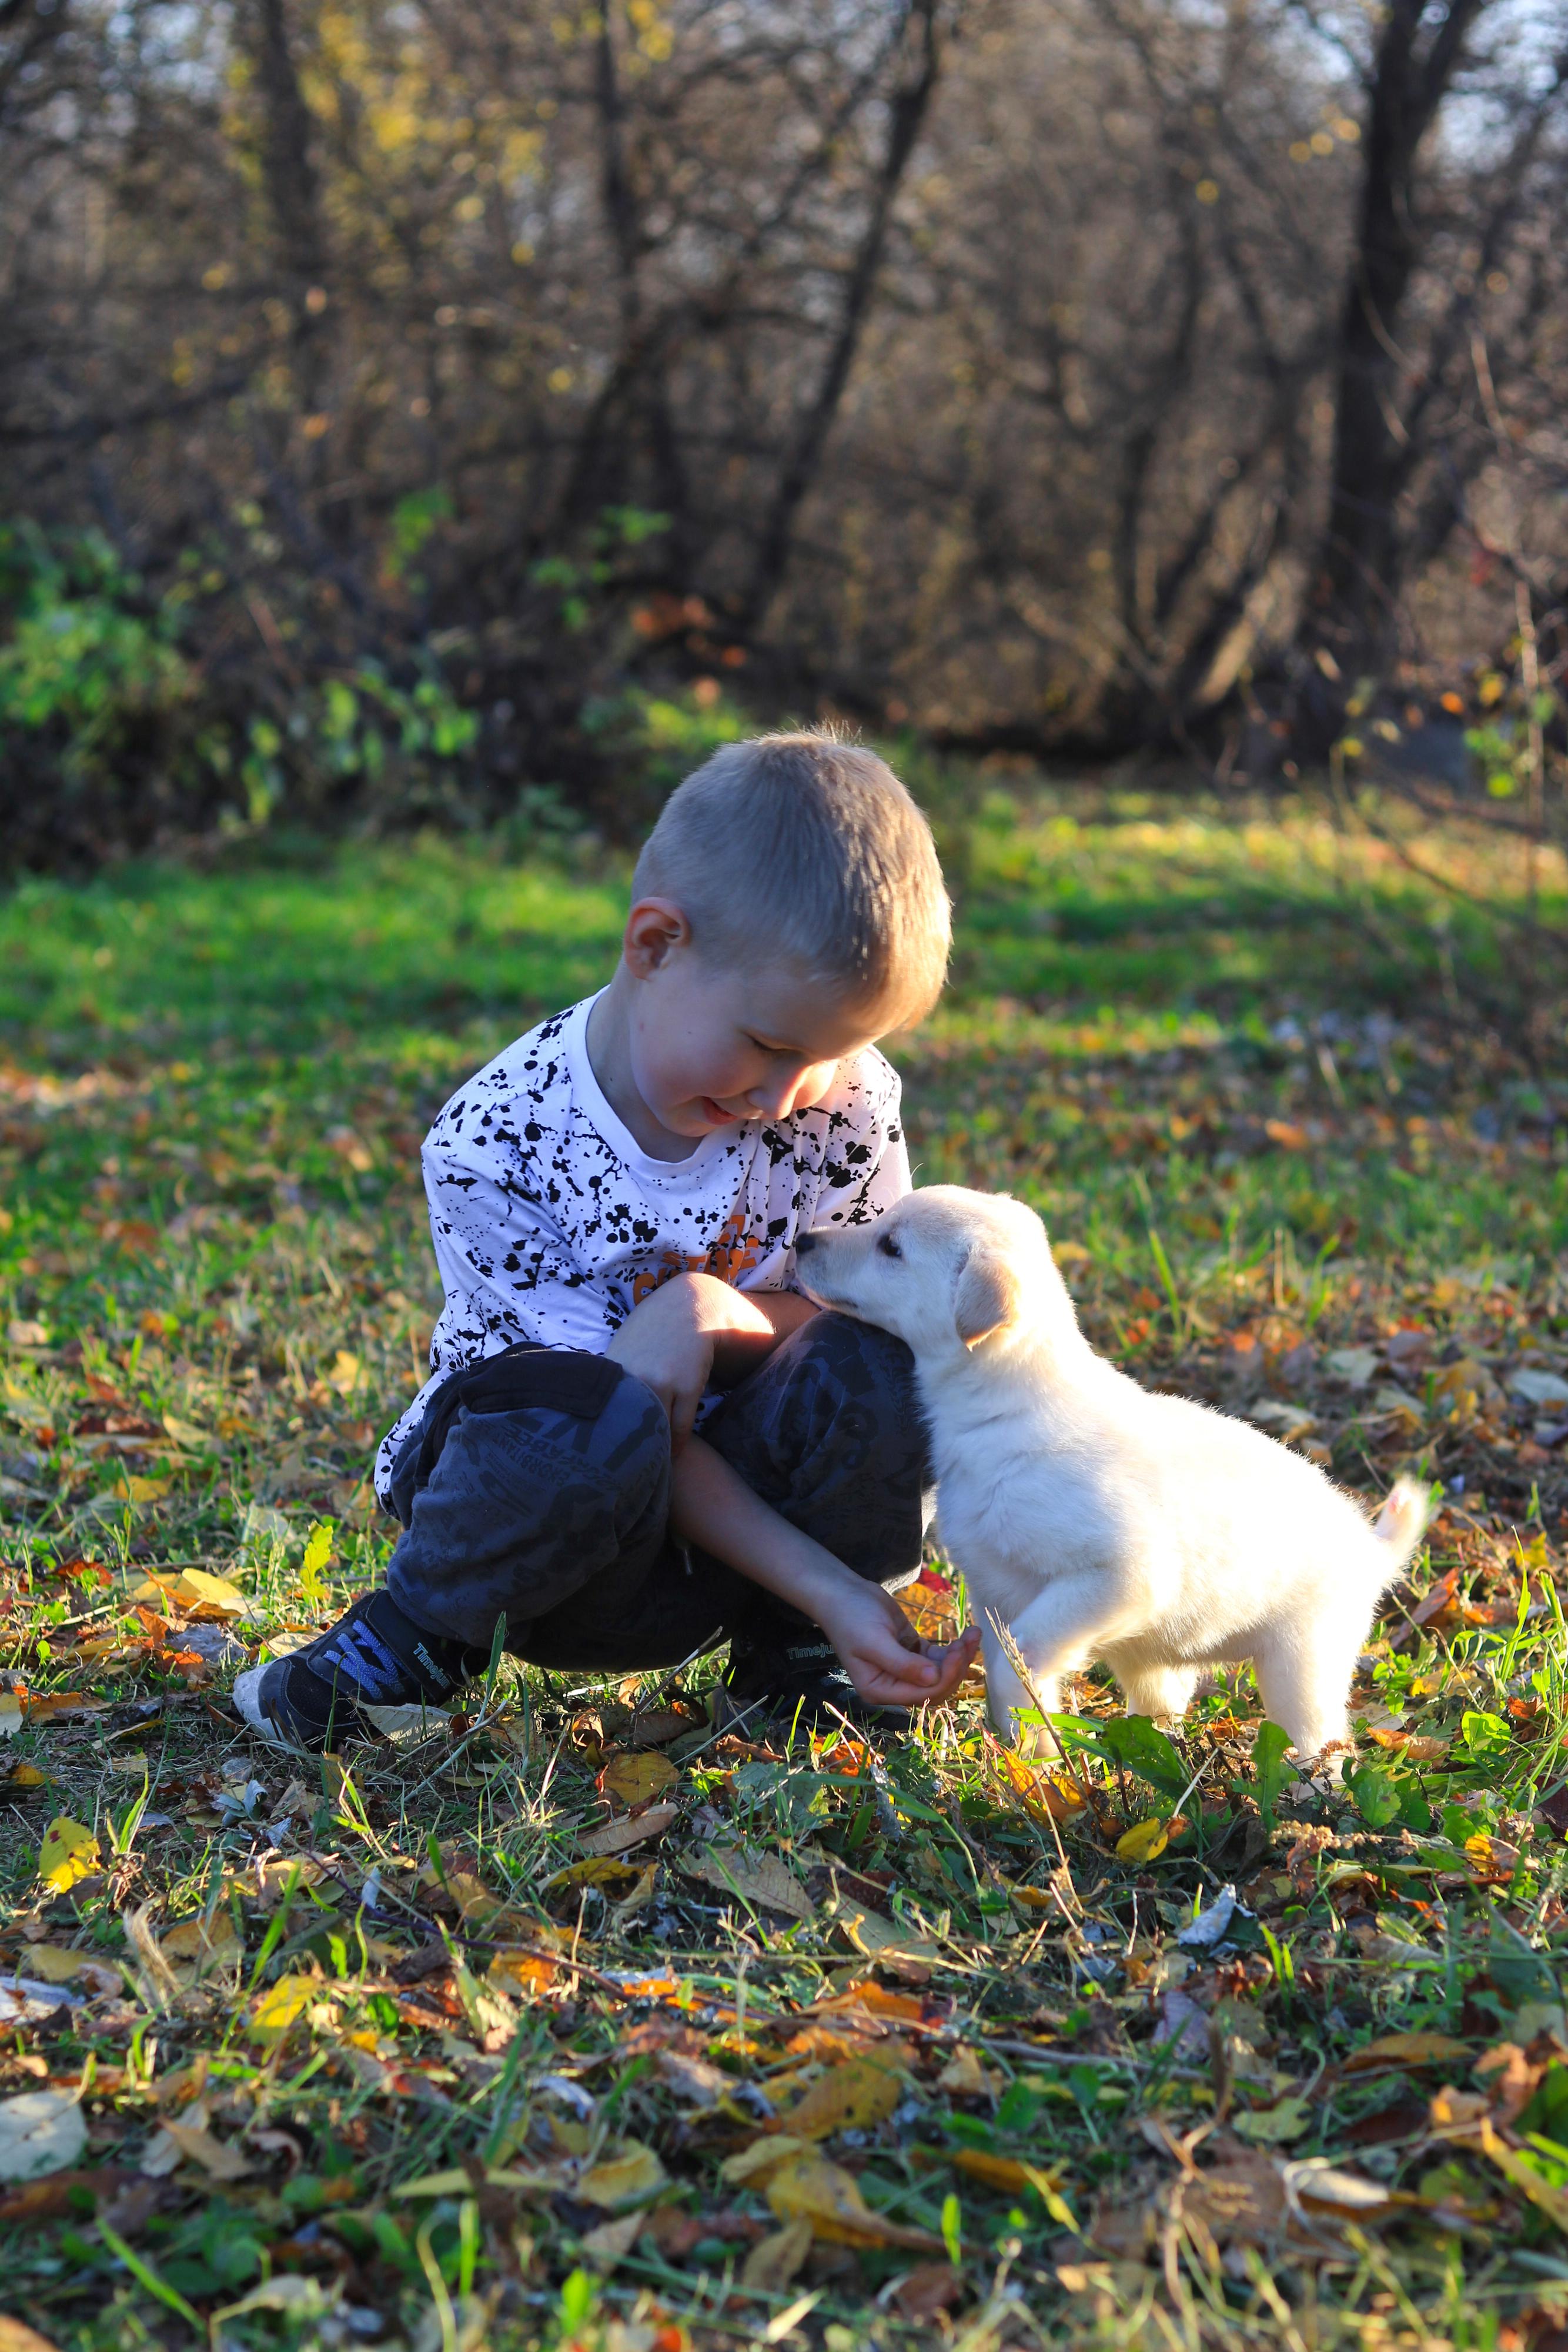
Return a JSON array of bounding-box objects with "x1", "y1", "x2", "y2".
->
[
  {"x1": 793, "y1": 1308, "x2": 920, "y2": 1420},
  {"x1": 389, "y1": 1345, "x2": 670, "y2": 1535}
]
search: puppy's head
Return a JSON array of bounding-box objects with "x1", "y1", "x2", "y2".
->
[{"x1": 794, "y1": 1185, "x2": 1069, "y2": 1361}]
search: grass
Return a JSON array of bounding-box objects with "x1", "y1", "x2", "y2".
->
[{"x1": 1, "y1": 783, "x2": 1566, "y2": 2352}]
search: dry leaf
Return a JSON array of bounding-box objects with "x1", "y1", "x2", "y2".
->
[
  {"x1": 952, "y1": 2149, "x2": 1057, "y2": 2197},
  {"x1": 0, "y1": 1698, "x2": 22, "y2": 1740},
  {"x1": 777, "y1": 2051, "x2": 905, "y2": 2140},
  {"x1": 1232, "y1": 2097, "x2": 1313, "y2": 2145},
  {"x1": 1343, "y1": 2032, "x2": 1474, "y2": 2073},
  {"x1": 837, "y1": 1905, "x2": 940, "y2": 1964},
  {"x1": 0, "y1": 2314, "x2": 65, "y2": 2352},
  {"x1": 541, "y1": 1857, "x2": 647, "y2": 1902},
  {"x1": 765, "y1": 2151, "x2": 941, "y2": 2251},
  {"x1": 656, "y1": 2050, "x2": 732, "y2": 2108},
  {"x1": 579, "y1": 1803, "x2": 679, "y2": 1858},
  {"x1": 161, "y1": 1913, "x2": 243, "y2": 1983},
  {"x1": 938, "y1": 2047, "x2": 995, "y2": 2099},
  {"x1": 1116, "y1": 1818, "x2": 1171, "y2": 1865},
  {"x1": 247, "y1": 1973, "x2": 319, "y2": 2043},
  {"x1": 130, "y1": 1568, "x2": 246, "y2": 1619},
  {"x1": 740, "y1": 2219, "x2": 814, "y2": 2291},
  {"x1": 160, "y1": 2120, "x2": 252, "y2": 2181},
  {"x1": 576, "y1": 2139, "x2": 666, "y2": 2210},
  {"x1": 721, "y1": 2135, "x2": 810, "y2": 2188},
  {"x1": 679, "y1": 1842, "x2": 815, "y2": 1923},
  {"x1": 487, "y1": 1951, "x2": 561, "y2": 1998},
  {"x1": 627, "y1": 1708, "x2": 699, "y2": 1745},
  {"x1": 597, "y1": 1751, "x2": 678, "y2": 1810},
  {"x1": 23, "y1": 1946, "x2": 92, "y2": 1986},
  {"x1": 37, "y1": 1817, "x2": 100, "y2": 1893},
  {"x1": 0, "y1": 2090, "x2": 86, "y2": 2183},
  {"x1": 580, "y1": 2211, "x2": 642, "y2": 2271},
  {"x1": 996, "y1": 1749, "x2": 1084, "y2": 1822}
]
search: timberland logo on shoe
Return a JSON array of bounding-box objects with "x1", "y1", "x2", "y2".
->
[{"x1": 411, "y1": 1643, "x2": 454, "y2": 1692}]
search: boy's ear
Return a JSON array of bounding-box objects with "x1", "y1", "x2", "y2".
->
[
  {"x1": 954, "y1": 1245, "x2": 1022, "y2": 1349},
  {"x1": 623, "y1": 897, "x2": 690, "y2": 977}
]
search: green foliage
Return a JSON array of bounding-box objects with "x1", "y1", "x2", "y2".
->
[
  {"x1": 1344, "y1": 1760, "x2": 1401, "y2": 1828},
  {"x1": 1249, "y1": 1720, "x2": 1293, "y2": 1827},
  {"x1": 577, "y1": 680, "x2": 751, "y2": 823},
  {"x1": 0, "y1": 520, "x2": 193, "y2": 775},
  {"x1": 1078, "y1": 1714, "x2": 1189, "y2": 1805}
]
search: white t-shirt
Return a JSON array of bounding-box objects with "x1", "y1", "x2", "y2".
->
[{"x1": 376, "y1": 991, "x2": 910, "y2": 1498}]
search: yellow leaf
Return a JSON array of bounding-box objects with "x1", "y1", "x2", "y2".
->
[
  {"x1": 678, "y1": 1843, "x2": 815, "y2": 1923},
  {"x1": 161, "y1": 2120, "x2": 251, "y2": 2180},
  {"x1": 161, "y1": 1414, "x2": 212, "y2": 1452},
  {"x1": 1342, "y1": 2032, "x2": 1475, "y2": 2073},
  {"x1": 1116, "y1": 1818, "x2": 1171, "y2": 1865},
  {"x1": 777, "y1": 2052, "x2": 907, "y2": 2140},
  {"x1": 23, "y1": 1946, "x2": 92, "y2": 1985},
  {"x1": 597, "y1": 1750, "x2": 678, "y2": 1810},
  {"x1": 173, "y1": 1568, "x2": 247, "y2": 1618},
  {"x1": 301, "y1": 1522, "x2": 334, "y2": 1588},
  {"x1": 1232, "y1": 2096, "x2": 1313, "y2": 2144},
  {"x1": 327, "y1": 1350, "x2": 363, "y2": 1396},
  {"x1": 113, "y1": 1474, "x2": 170, "y2": 1505},
  {"x1": 0, "y1": 1696, "x2": 22, "y2": 1740},
  {"x1": 540, "y1": 1856, "x2": 647, "y2": 1902},
  {"x1": 765, "y1": 2151, "x2": 941, "y2": 2251},
  {"x1": 162, "y1": 1915, "x2": 243, "y2": 1978},
  {"x1": 38, "y1": 1816, "x2": 100, "y2": 1893},
  {"x1": 721, "y1": 2135, "x2": 810, "y2": 2189},
  {"x1": 8, "y1": 1764, "x2": 48, "y2": 1789},
  {"x1": 996, "y1": 1749, "x2": 1084, "y2": 1822},
  {"x1": 952, "y1": 2149, "x2": 1061, "y2": 2197},
  {"x1": 576, "y1": 2139, "x2": 666, "y2": 2209},
  {"x1": 248, "y1": 1973, "x2": 319, "y2": 2042},
  {"x1": 740, "y1": 2219, "x2": 814, "y2": 2293},
  {"x1": 837, "y1": 1905, "x2": 941, "y2": 1964}
]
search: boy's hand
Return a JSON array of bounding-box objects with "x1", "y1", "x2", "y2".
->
[
  {"x1": 608, "y1": 1272, "x2": 755, "y2": 1452},
  {"x1": 813, "y1": 1577, "x2": 981, "y2": 1710}
]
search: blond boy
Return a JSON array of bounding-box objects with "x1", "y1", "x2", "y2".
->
[{"x1": 236, "y1": 733, "x2": 978, "y2": 1749}]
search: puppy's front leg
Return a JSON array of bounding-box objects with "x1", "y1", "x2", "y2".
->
[{"x1": 989, "y1": 1576, "x2": 1118, "y2": 1759}]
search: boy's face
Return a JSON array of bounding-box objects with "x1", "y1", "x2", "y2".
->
[{"x1": 623, "y1": 899, "x2": 896, "y2": 1143}]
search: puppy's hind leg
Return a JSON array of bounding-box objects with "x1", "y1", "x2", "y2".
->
[{"x1": 1112, "y1": 1661, "x2": 1198, "y2": 1729}]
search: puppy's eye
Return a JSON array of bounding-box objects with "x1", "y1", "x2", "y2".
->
[{"x1": 876, "y1": 1232, "x2": 902, "y2": 1259}]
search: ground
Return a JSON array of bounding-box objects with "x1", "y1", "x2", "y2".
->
[{"x1": 1, "y1": 784, "x2": 1566, "y2": 2352}]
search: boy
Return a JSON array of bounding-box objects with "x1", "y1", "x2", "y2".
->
[{"x1": 235, "y1": 731, "x2": 979, "y2": 1752}]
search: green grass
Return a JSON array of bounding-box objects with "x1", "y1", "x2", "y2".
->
[{"x1": 1, "y1": 786, "x2": 1567, "y2": 2352}]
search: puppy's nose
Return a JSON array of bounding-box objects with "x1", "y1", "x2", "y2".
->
[{"x1": 794, "y1": 1230, "x2": 818, "y2": 1255}]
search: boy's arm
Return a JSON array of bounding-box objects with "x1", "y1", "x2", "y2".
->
[
  {"x1": 668, "y1": 1435, "x2": 979, "y2": 1708},
  {"x1": 607, "y1": 1272, "x2": 815, "y2": 1451}
]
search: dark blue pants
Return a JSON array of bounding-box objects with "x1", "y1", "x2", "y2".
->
[{"x1": 379, "y1": 1311, "x2": 931, "y2": 1670}]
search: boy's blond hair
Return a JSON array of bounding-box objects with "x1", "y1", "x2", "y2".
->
[{"x1": 633, "y1": 731, "x2": 950, "y2": 1021}]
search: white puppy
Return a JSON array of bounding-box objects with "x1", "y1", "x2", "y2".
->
[{"x1": 794, "y1": 1187, "x2": 1427, "y2": 1768}]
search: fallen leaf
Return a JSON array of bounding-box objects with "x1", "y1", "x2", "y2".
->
[
  {"x1": 579, "y1": 1802, "x2": 679, "y2": 1858},
  {"x1": 0, "y1": 1698, "x2": 22, "y2": 1740},
  {"x1": 8, "y1": 1765, "x2": 47, "y2": 1789},
  {"x1": 951, "y1": 2149, "x2": 1063, "y2": 2199},
  {"x1": 656, "y1": 2050, "x2": 732, "y2": 2108},
  {"x1": 995, "y1": 1749, "x2": 1084, "y2": 1823},
  {"x1": 541, "y1": 1857, "x2": 647, "y2": 1903},
  {"x1": 740, "y1": 2218, "x2": 814, "y2": 2291},
  {"x1": 837, "y1": 1905, "x2": 941, "y2": 1964},
  {"x1": 1343, "y1": 2032, "x2": 1474, "y2": 2073},
  {"x1": 213, "y1": 2279, "x2": 336, "y2": 2324},
  {"x1": 597, "y1": 1751, "x2": 678, "y2": 1810},
  {"x1": 1288, "y1": 2160, "x2": 1392, "y2": 2220},
  {"x1": 777, "y1": 2052, "x2": 905, "y2": 2140},
  {"x1": 938, "y1": 2047, "x2": 995, "y2": 2099},
  {"x1": 1366, "y1": 1728, "x2": 1449, "y2": 1763},
  {"x1": 1232, "y1": 2097, "x2": 1313, "y2": 2145},
  {"x1": 161, "y1": 1914, "x2": 243, "y2": 1982},
  {"x1": 721, "y1": 2135, "x2": 810, "y2": 2188},
  {"x1": 159, "y1": 2120, "x2": 251, "y2": 2181},
  {"x1": 627, "y1": 1707, "x2": 700, "y2": 1746},
  {"x1": 1116, "y1": 1818, "x2": 1171, "y2": 1865},
  {"x1": 0, "y1": 2090, "x2": 86, "y2": 2183},
  {"x1": 37, "y1": 1817, "x2": 100, "y2": 1893},
  {"x1": 892, "y1": 2262, "x2": 967, "y2": 2320},
  {"x1": 247, "y1": 1973, "x2": 320, "y2": 2043},
  {"x1": 486, "y1": 1952, "x2": 561, "y2": 1998},
  {"x1": 679, "y1": 1842, "x2": 815, "y2": 1923},
  {"x1": 129, "y1": 1568, "x2": 246, "y2": 1619},
  {"x1": 22, "y1": 1946, "x2": 93, "y2": 1986},
  {"x1": 580, "y1": 2210, "x2": 643, "y2": 2271},
  {"x1": 576, "y1": 2139, "x2": 666, "y2": 2210},
  {"x1": 765, "y1": 2151, "x2": 941, "y2": 2251}
]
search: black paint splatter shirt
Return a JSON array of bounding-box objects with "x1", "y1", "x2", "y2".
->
[{"x1": 376, "y1": 990, "x2": 910, "y2": 1496}]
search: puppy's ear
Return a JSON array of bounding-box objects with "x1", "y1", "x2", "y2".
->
[{"x1": 954, "y1": 1245, "x2": 1021, "y2": 1349}]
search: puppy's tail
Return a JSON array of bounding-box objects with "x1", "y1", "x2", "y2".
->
[{"x1": 1372, "y1": 1476, "x2": 1432, "y2": 1573}]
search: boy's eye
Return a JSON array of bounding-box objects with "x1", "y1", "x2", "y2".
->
[{"x1": 877, "y1": 1232, "x2": 902, "y2": 1259}]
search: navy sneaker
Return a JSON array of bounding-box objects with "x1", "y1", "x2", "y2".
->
[
  {"x1": 232, "y1": 1589, "x2": 490, "y2": 1753},
  {"x1": 721, "y1": 1633, "x2": 912, "y2": 1739}
]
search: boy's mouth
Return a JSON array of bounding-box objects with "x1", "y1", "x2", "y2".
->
[{"x1": 699, "y1": 1097, "x2": 741, "y2": 1125}]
